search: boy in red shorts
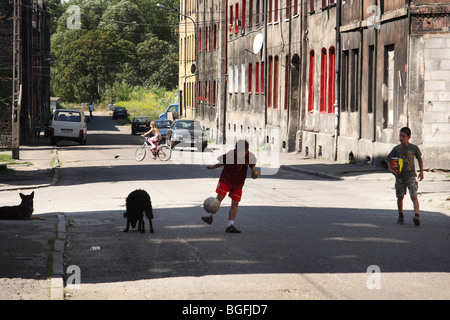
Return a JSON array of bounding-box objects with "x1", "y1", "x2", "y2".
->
[{"x1": 202, "y1": 140, "x2": 258, "y2": 233}]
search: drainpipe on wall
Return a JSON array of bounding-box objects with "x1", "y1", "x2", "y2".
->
[
  {"x1": 264, "y1": 0, "x2": 268, "y2": 127},
  {"x1": 372, "y1": 0, "x2": 378, "y2": 142},
  {"x1": 358, "y1": 0, "x2": 363, "y2": 140},
  {"x1": 334, "y1": 0, "x2": 341, "y2": 161},
  {"x1": 406, "y1": 0, "x2": 411, "y2": 128},
  {"x1": 287, "y1": 0, "x2": 292, "y2": 136}
]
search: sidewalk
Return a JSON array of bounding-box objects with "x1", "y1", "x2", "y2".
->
[
  {"x1": 1, "y1": 141, "x2": 448, "y2": 191},
  {"x1": 1, "y1": 140, "x2": 65, "y2": 300},
  {"x1": 278, "y1": 152, "x2": 449, "y2": 182},
  {"x1": 0, "y1": 142, "x2": 59, "y2": 191}
]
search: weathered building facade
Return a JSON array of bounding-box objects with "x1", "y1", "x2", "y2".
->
[
  {"x1": 178, "y1": 0, "x2": 197, "y2": 120},
  {"x1": 181, "y1": 0, "x2": 450, "y2": 169},
  {"x1": 0, "y1": 0, "x2": 51, "y2": 148},
  {"x1": 300, "y1": 0, "x2": 450, "y2": 170}
]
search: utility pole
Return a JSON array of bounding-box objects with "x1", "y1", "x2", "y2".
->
[
  {"x1": 12, "y1": 0, "x2": 22, "y2": 159},
  {"x1": 218, "y1": 0, "x2": 227, "y2": 144}
]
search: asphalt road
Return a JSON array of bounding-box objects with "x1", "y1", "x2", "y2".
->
[{"x1": 24, "y1": 113, "x2": 450, "y2": 300}]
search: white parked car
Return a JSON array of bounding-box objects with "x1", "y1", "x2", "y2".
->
[{"x1": 50, "y1": 109, "x2": 87, "y2": 145}]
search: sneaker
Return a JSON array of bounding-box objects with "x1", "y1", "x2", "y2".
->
[
  {"x1": 225, "y1": 225, "x2": 241, "y2": 233},
  {"x1": 413, "y1": 214, "x2": 420, "y2": 226},
  {"x1": 201, "y1": 215, "x2": 213, "y2": 225},
  {"x1": 397, "y1": 215, "x2": 404, "y2": 224}
]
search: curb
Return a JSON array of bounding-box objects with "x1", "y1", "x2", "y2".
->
[
  {"x1": 0, "y1": 148, "x2": 60, "y2": 192},
  {"x1": 280, "y1": 165, "x2": 343, "y2": 180},
  {"x1": 280, "y1": 164, "x2": 395, "y2": 181},
  {"x1": 49, "y1": 213, "x2": 66, "y2": 300}
]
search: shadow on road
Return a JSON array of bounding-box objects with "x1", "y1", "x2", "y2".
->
[{"x1": 61, "y1": 205, "x2": 450, "y2": 285}]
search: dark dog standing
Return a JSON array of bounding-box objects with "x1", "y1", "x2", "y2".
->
[
  {"x1": 123, "y1": 189, "x2": 154, "y2": 233},
  {"x1": 0, "y1": 191, "x2": 45, "y2": 220}
]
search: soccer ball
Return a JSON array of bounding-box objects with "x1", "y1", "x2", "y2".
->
[{"x1": 203, "y1": 197, "x2": 220, "y2": 214}]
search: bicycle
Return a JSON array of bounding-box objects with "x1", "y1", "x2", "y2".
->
[{"x1": 135, "y1": 137, "x2": 171, "y2": 162}]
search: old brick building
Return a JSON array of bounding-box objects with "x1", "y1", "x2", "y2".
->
[
  {"x1": 180, "y1": 0, "x2": 450, "y2": 169},
  {"x1": 0, "y1": 0, "x2": 51, "y2": 148}
]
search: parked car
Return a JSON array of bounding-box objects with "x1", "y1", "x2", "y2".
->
[
  {"x1": 112, "y1": 106, "x2": 127, "y2": 119},
  {"x1": 153, "y1": 120, "x2": 172, "y2": 142},
  {"x1": 158, "y1": 103, "x2": 179, "y2": 120},
  {"x1": 131, "y1": 116, "x2": 151, "y2": 135},
  {"x1": 50, "y1": 109, "x2": 87, "y2": 145},
  {"x1": 166, "y1": 119, "x2": 208, "y2": 151}
]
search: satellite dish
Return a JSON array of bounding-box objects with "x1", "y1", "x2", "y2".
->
[{"x1": 253, "y1": 33, "x2": 263, "y2": 55}]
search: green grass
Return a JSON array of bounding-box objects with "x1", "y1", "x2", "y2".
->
[
  {"x1": 0, "y1": 154, "x2": 13, "y2": 162},
  {"x1": 115, "y1": 91, "x2": 166, "y2": 121},
  {"x1": 0, "y1": 153, "x2": 33, "y2": 172}
]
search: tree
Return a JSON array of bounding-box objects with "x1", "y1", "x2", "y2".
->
[
  {"x1": 98, "y1": 0, "x2": 145, "y2": 45},
  {"x1": 52, "y1": 29, "x2": 135, "y2": 102},
  {"x1": 137, "y1": 36, "x2": 178, "y2": 90},
  {"x1": 50, "y1": 0, "x2": 180, "y2": 102}
]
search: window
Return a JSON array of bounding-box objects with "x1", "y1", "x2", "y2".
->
[
  {"x1": 235, "y1": 65, "x2": 239, "y2": 93},
  {"x1": 235, "y1": 3, "x2": 239, "y2": 33},
  {"x1": 260, "y1": 61, "x2": 265, "y2": 94},
  {"x1": 368, "y1": 45, "x2": 374, "y2": 113},
  {"x1": 308, "y1": 50, "x2": 315, "y2": 113},
  {"x1": 241, "y1": 64, "x2": 246, "y2": 93},
  {"x1": 383, "y1": 45, "x2": 395, "y2": 128},
  {"x1": 205, "y1": 81, "x2": 208, "y2": 104},
  {"x1": 268, "y1": 56, "x2": 273, "y2": 107},
  {"x1": 268, "y1": 0, "x2": 272, "y2": 23},
  {"x1": 286, "y1": 0, "x2": 291, "y2": 19},
  {"x1": 322, "y1": 0, "x2": 327, "y2": 9},
  {"x1": 294, "y1": 0, "x2": 299, "y2": 16},
  {"x1": 242, "y1": 0, "x2": 246, "y2": 29},
  {"x1": 205, "y1": 26, "x2": 209, "y2": 52},
  {"x1": 320, "y1": 48, "x2": 327, "y2": 113},
  {"x1": 341, "y1": 50, "x2": 349, "y2": 112},
  {"x1": 310, "y1": 0, "x2": 315, "y2": 13},
  {"x1": 213, "y1": 81, "x2": 216, "y2": 104},
  {"x1": 255, "y1": 62, "x2": 260, "y2": 93},
  {"x1": 256, "y1": 0, "x2": 260, "y2": 24},
  {"x1": 273, "y1": 55, "x2": 279, "y2": 109},
  {"x1": 328, "y1": 47, "x2": 336, "y2": 113},
  {"x1": 350, "y1": 49, "x2": 359, "y2": 113},
  {"x1": 274, "y1": 0, "x2": 279, "y2": 23},
  {"x1": 248, "y1": 63, "x2": 253, "y2": 93},
  {"x1": 249, "y1": 0, "x2": 253, "y2": 26},
  {"x1": 229, "y1": 66, "x2": 234, "y2": 93},
  {"x1": 284, "y1": 55, "x2": 289, "y2": 109},
  {"x1": 213, "y1": 25, "x2": 217, "y2": 50},
  {"x1": 230, "y1": 5, "x2": 233, "y2": 34}
]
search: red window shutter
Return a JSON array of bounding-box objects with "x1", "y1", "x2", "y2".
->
[
  {"x1": 248, "y1": 63, "x2": 253, "y2": 93},
  {"x1": 328, "y1": 47, "x2": 336, "y2": 113},
  {"x1": 320, "y1": 48, "x2": 327, "y2": 113},
  {"x1": 255, "y1": 62, "x2": 260, "y2": 94},
  {"x1": 242, "y1": 0, "x2": 246, "y2": 29},
  {"x1": 260, "y1": 61, "x2": 264, "y2": 94}
]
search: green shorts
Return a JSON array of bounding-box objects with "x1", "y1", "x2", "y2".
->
[{"x1": 395, "y1": 177, "x2": 418, "y2": 198}]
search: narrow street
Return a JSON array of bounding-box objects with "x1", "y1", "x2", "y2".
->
[{"x1": 27, "y1": 113, "x2": 450, "y2": 299}]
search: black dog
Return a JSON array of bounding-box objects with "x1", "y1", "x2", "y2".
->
[{"x1": 123, "y1": 189, "x2": 154, "y2": 233}]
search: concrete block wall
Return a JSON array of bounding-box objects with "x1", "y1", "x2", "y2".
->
[{"x1": 423, "y1": 35, "x2": 450, "y2": 145}]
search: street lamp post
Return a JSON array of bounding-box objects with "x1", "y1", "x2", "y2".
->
[{"x1": 157, "y1": 3, "x2": 197, "y2": 119}]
